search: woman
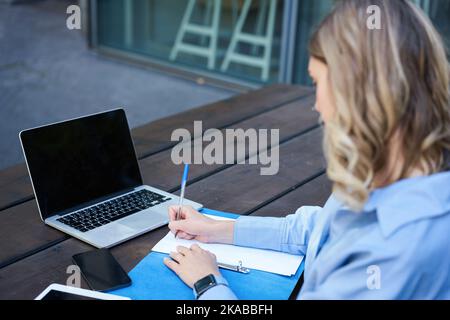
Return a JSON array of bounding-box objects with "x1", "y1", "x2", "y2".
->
[{"x1": 163, "y1": 0, "x2": 450, "y2": 299}]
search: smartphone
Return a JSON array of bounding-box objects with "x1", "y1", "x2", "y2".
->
[{"x1": 72, "y1": 248, "x2": 131, "y2": 292}]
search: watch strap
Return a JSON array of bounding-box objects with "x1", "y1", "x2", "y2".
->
[{"x1": 193, "y1": 274, "x2": 229, "y2": 299}]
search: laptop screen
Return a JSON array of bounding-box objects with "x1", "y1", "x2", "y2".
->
[{"x1": 20, "y1": 109, "x2": 143, "y2": 220}]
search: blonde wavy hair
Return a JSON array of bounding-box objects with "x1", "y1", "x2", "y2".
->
[{"x1": 309, "y1": 0, "x2": 450, "y2": 210}]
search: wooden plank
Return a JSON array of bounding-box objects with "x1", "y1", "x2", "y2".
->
[
  {"x1": 0, "y1": 95, "x2": 317, "y2": 269},
  {"x1": 181, "y1": 129, "x2": 326, "y2": 213},
  {"x1": 250, "y1": 174, "x2": 332, "y2": 218},
  {"x1": 0, "y1": 85, "x2": 313, "y2": 212},
  {"x1": 132, "y1": 84, "x2": 313, "y2": 157},
  {"x1": 0, "y1": 163, "x2": 34, "y2": 212},
  {"x1": 0, "y1": 200, "x2": 68, "y2": 269},
  {"x1": 138, "y1": 95, "x2": 317, "y2": 191},
  {"x1": 0, "y1": 128, "x2": 326, "y2": 299},
  {"x1": 0, "y1": 238, "x2": 93, "y2": 299}
]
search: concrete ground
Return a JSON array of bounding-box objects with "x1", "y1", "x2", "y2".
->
[{"x1": 0, "y1": 0, "x2": 237, "y2": 170}]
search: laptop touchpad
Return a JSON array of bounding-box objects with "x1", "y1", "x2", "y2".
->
[{"x1": 119, "y1": 211, "x2": 167, "y2": 231}]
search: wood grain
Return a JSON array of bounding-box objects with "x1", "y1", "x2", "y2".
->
[
  {"x1": 0, "y1": 85, "x2": 312, "y2": 212},
  {"x1": 0, "y1": 94, "x2": 317, "y2": 269}
]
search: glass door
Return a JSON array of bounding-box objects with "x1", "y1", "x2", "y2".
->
[{"x1": 94, "y1": 0, "x2": 286, "y2": 84}]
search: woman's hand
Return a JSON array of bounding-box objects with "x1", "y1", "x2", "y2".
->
[
  {"x1": 168, "y1": 205, "x2": 234, "y2": 244},
  {"x1": 163, "y1": 244, "x2": 221, "y2": 288}
]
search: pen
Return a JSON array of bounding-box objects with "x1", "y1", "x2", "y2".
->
[{"x1": 175, "y1": 164, "x2": 189, "y2": 238}]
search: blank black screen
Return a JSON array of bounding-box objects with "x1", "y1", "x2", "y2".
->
[
  {"x1": 41, "y1": 290, "x2": 99, "y2": 300},
  {"x1": 20, "y1": 109, "x2": 143, "y2": 219},
  {"x1": 72, "y1": 248, "x2": 131, "y2": 291}
]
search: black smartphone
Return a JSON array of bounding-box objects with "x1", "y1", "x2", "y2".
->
[{"x1": 72, "y1": 248, "x2": 131, "y2": 292}]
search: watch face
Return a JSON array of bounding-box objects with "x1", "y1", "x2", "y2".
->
[{"x1": 194, "y1": 274, "x2": 216, "y2": 294}]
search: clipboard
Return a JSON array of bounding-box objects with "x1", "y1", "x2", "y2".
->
[{"x1": 108, "y1": 208, "x2": 305, "y2": 300}]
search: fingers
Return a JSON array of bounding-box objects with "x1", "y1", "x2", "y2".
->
[
  {"x1": 176, "y1": 245, "x2": 190, "y2": 256},
  {"x1": 189, "y1": 244, "x2": 215, "y2": 260},
  {"x1": 190, "y1": 244, "x2": 202, "y2": 252},
  {"x1": 189, "y1": 244, "x2": 216, "y2": 260},
  {"x1": 176, "y1": 231, "x2": 195, "y2": 240},
  {"x1": 168, "y1": 205, "x2": 187, "y2": 220},
  {"x1": 170, "y1": 245, "x2": 204, "y2": 261},
  {"x1": 168, "y1": 220, "x2": 185, "y2": 233},
  {"x1": 170, "y1": 246, "x2": 192, "y2": 262},
  {"x1": 168, "y1": 221, "x2": 196, "y2": 239},
  {"x1": 163, "y1": 257, "x2": 180, "y2": 274},
  {"x1": 168, "y1": 206, "x2": 176, "y2": 221},
  {"x1": 168, "y1": 205, "x2": 197, "y2": 221},
  {"x1": 165, "y1": 223, "x2": 194, "y2": 239},
  {"x1": 169, "y1": 251, "x2": 184, "y2": 263},
  {"x1": 168, "y1": 205, "x2": 183, "y2": 221}
]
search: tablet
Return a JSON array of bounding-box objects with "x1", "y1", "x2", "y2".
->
[{"x1": 35, "y1": 284, "x2": 130, "y2": 300}]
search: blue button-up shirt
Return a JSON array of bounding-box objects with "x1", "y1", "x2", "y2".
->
[{"x1": 199, "y1": 171, "x2": 450, "y2": 300}]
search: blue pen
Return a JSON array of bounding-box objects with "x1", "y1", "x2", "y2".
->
[{"x1": 175, "y1": 164, "x2": 189, "y2": 238}]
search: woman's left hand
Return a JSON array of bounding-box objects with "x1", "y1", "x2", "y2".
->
[{"x1": 163, "y1": 244, "x2": 221, "y2": 288}]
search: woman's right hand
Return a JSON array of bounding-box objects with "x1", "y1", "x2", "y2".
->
[{"x1": 168, "y1": 205, "x2": 235, "y2": 244}]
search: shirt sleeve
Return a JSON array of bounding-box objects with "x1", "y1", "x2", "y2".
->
[
  {"x1": 197, "y1": 275, "x2": 238, "y2": 300},
  {"x1": 198, "y1": 285, "x2": 238, "y2": 300},
  {"x1": 233, "y1": 206, "x2": 322, "y2": 255}
]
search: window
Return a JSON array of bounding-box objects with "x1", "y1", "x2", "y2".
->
[
  {"x1": 94, "y1": 0, "x2": 285, "y2": 84},
  {"x1": 92, "y1": 0, "x2": 450, "y2": 87}
]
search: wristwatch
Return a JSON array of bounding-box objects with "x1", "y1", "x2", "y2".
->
[{"x1": 193, "y1": 274, "x2": 228, "y2": 299}]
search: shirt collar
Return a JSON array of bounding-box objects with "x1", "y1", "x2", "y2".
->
[{"x1": 363, "y1": 171, "x2": 450, "y2": 237}]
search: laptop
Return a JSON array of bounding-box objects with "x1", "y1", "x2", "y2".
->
[{"x1": 20, "y1": 109, "x2": 202, "y2": 248}]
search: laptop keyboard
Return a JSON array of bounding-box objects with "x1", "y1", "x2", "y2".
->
[{"x1": 56, "y1": 189, "x2": 171, "y2": 233}]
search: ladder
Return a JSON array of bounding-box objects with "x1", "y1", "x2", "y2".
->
[
  {"x1": 170, "y1": 0, "x2": 222, "y2": 70},
  {"x1": 220, "y1": 0, "x2": 277, "y2": 81}
]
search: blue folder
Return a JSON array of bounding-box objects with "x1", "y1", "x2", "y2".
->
[{"x1": 109, "y1": 208, "x2": 304, "y2": 300}]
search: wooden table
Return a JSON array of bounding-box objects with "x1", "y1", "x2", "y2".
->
[{"x1": 0, "y1": 84, "x2": 331, "y2": 300}]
